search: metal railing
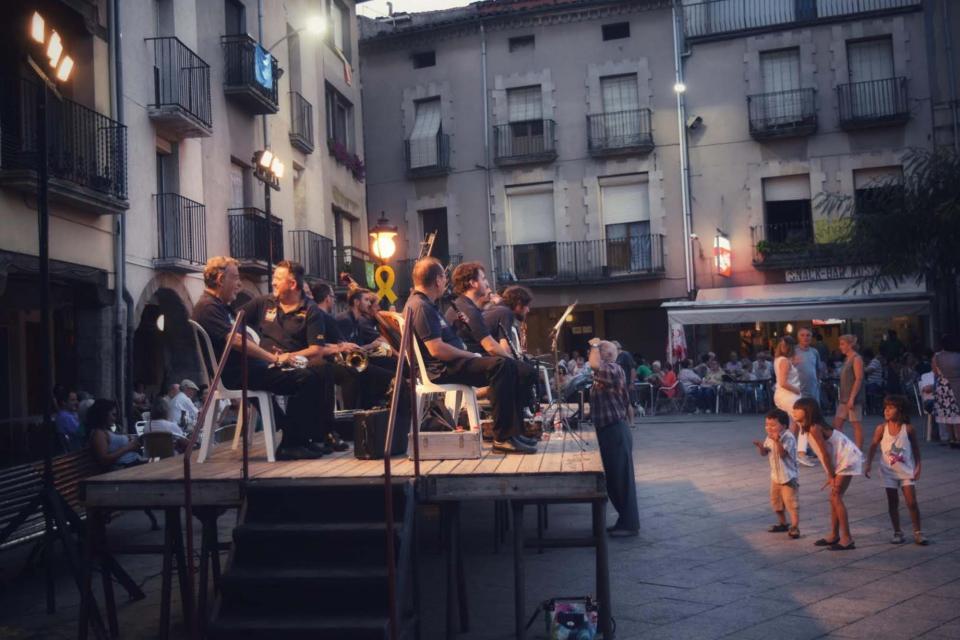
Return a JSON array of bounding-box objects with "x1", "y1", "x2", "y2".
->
[
  {"x1": 587, "y1": 109, "x2": 653, "y2": 154},
  {"x1": 494, "y1": 119, "x2": 557, "y2": 163},
  {"x1": 146, "y1": 37, "x2": 212, "y2": 128},
  {"x1": 0, "y1": 76, "x2": 127, "y2": 201},
  {"x1": 750, "y1": 219, "x2": 846, "y2": 265},
  {"x1": 227, "y1": 208, "x2": 283, "y2": 265},
  {"x1": 494, "y1": 236, "x2": 665, "y2": 283},
  {"x1": 290, "y1": 230, "x2": 335, "y2": 281},
  {"x1": 335, "y1": 246, "x2": 373, "y2": 287},
  {"x1": 221, "y1": 34, "x2": 279, "y2": 110},
  {"x1": 683, "y1": 0, "x2": 921, "y2": 39},
  {"x1": 404, "y1": 131, "x2": 451, "y2": 175},
  {"x1": 289, "y1": 91, "x2": 314, "y2": 153},
  {"x1": 747, "y1": 88, "x2": 817, "y2": 137},
  {"x1": 155, "y1": 193, "x2": 206, "y2": 267},
  {"x1": 837, "y1": 77, "x2": 909, "y2": 127}
]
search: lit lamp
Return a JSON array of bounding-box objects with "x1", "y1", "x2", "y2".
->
[
  {"x1": 713, "y1": 231, "x2": 731, "y2": 277},
  {"x1": 253, "y1": 149, "x2": 284, "y2": 191},
  {"x1": 369, "y1": 213, "x2": 399, "y2": 303}
]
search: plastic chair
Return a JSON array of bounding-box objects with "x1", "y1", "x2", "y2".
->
[
  {"x1": 394, "y1": 313, "x2": 481, "y2": 430},
  {"x1": 188, "y1": 320, "x2": 278, "y2": 463},
  {"x1": 654, "y1": 381, "x2": 692, "y2": 415},
  {"x1": 915, "y1": 381, "x2": 935, "y2": 441}
]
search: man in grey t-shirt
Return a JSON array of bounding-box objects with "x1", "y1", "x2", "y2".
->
[{"x1": 794, "y1": 327, "x2": 821, "y2": 402}]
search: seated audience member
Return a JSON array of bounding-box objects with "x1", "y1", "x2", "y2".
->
[
  {"x1": 193, "y1": 256, "x2": 330, "y2": 460},
  {"x1": 678, "y1": 359, "x2": 716, "y2": 412},
  {"x1": 144, "y1": 397, "x2": 188, "y2": 440},
  {"x1": 169, "y1": 379, "x2": 200, "y2": 429},
  {"x1": 54, "y1": 386, "x2": 83, "y2": 451},
  {"x1": 753, "y1": 353, "x2": 773, "y2": 381},
  {"x1": 87, "y1": 399, "x2": 142, "y2": 470},
  {"x1": 919, "y1": 369, "x2": 935, "y2": 415},
  {"x1": 703, "y1": 359, "x2": 725, "y2": 386},
  {"x1": 659, "y1": 362, "x2": 677, "y2": 396},
  {"x1": 132, "y1": 381, "x2": 150, "y2": 419},
  {"x1": 636, "y1": 357, "x2": 653, "y2": 382},
  {"x1": 408, "y1": 257, "x2": 534, "y2": 454},
  {"x1": 613, "y1": 342, "x2": 637, "y2": 386},
  {"x1": 724, "y1": 351, "x2": 743, "y2": 376},
  {"x1": 694, "y1": 354, "x2": 711, "y2": 378}
]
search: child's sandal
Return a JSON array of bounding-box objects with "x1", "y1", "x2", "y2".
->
[
  {"x1": 891, "y1": 531, "x2": 905, "y2": 544},
  {"x1": 913, "y1": 531, "x2": 929, "y2": 546},
  {"x1": 768, "y1": 524, "x2": 789, "y2": 533}
]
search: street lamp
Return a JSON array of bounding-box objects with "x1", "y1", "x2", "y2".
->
[
  {"x1": 266, "y1": 14, "x2": 327, "y2": 51},
  {"x1": 252, "y1": 149, "x2": 285, "y2": 275},
  {"x1": 369, "y1": 213, "x2": 399, "y2": 304}
]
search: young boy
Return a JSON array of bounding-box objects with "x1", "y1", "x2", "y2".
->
[{"x1": 753, "y1": 409, "x2": 800, "y2": 538}]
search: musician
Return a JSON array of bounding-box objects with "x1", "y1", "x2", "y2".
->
[
  {"x1": 407, "y1": 257, "x2": 536, "y2": 454},
  {"x1": 336, "y1": 287, "x2": 384, "y2": 349},
  {"x1": 444, "y1": 262, "x2": 512, "y2": 358},
  {"x1": 483, "y1": 285, "x2": 541, "y2": 411},
  {"x1": 192, "y1": 257, "x2": 327, "y2": 460}
]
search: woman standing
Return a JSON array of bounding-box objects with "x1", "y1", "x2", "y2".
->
[
  {"x1": 774, "y1": 337, "x2": 812, "y2": 465},
  {"x1": 834, "y1": 334, "x2": 866, "y2": 449},
  {"x1": 933, "y1": 334, "x2": 960, "y2": 448}
]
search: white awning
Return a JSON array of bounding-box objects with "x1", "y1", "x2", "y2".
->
[{"x1": 663, "y1": 279, "x2": 930, "y2": 325}]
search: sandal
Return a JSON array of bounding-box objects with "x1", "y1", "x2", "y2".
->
[
  {"x1": 788, "y1": 527, "x2": 800, "y2": 539},
  {"x1": 768, "y1": 524, "x2": 789, "y2": 533},
  {"x1": 891, "y1": 531, "x2": 905, "y2": 545},
  {"x1": 814, "y1": 538, "x2": 839, "y2": 546},
  {"x1": 914, "y1": 531, "x2": 930, "y2": 546},
  {"x1": 828, "y1": 541, "x2": 856, "y2": 551}
]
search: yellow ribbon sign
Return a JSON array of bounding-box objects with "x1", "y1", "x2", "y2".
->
[{"x1": 374, "y1": 265, "x2": 397, "y2": 304}]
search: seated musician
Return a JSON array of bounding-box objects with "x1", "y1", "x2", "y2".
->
[
  {"x1": 408, "y1": 257, "x2": 536, "y2": 454},
  {"x1": 336, "y1": 287, "x2": 384, "y2": 350},
  {"x1": 192, "y1": 256, "x2": 329, "y2": 461},
  {"x1": 312, "y1": 282, "x2": 394, "y2": 409},
  {"x1": 483, "y1": 284, "x2": 541, "y2": 412}
]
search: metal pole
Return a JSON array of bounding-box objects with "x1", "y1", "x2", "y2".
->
[
  {"x1": 480, "y1": 21, "x2": 496, "y2": 288},
  {"x1": 672, "y1": 1, "x2": 695, "y2": 296},
  {"x1": 38, "y1": 85, "x2": 53, "y2": 487},
  {"x1": 265, "y1": 184, "x2": 273, "y2": 276}
]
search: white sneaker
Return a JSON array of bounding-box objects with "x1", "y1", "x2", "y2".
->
[{"x1": 797, "y1": 455, "x2": 816, "y2": 467}]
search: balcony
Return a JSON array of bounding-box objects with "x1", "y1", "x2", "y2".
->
[
  {"x1": 683, "y1": 0, "x2": 921, "y2": 41},
  {"x1": 748, "y1": 88, "x2": 817, "y2": 139},
  {"x1": 494, "y1": 236, "x2": 665, "y2": 286},
  {"x1": 228, "y1": 208, "x2": 283, "y2": 273},
  {"x1": 837, "y1": 77, "x2": 909, "y2": 130},
  {"x1": 405, "y1": 131, "x2": 451, "y2": 178},
  {"x1": 146, "y1": 37, "x2": 212, "y2": 139},
  {"x1": 494, "y1": 119, "x2": 557, "y2": 166},
  {"x1": 0, "y1": 77, "x2": 128, "y2": 215},
  {"x1": 154, "y1": 193, "x2": 206, "y2": 272},
  {"x1": 751, "y1": 220, "x2": 848, "y2": 269},
  {"x1": 288, "y1": 91, "x2": 314, "y2": 154},
  {"x1": 221, "y1": 34, "x2": 280, "y2": 115},
  {"x1": 335, "y1": 246, "x2": 374, "y2": 288},
  {"x1": 290, "y1": 230, "x2": 335, "y2": 282},
  {"x1": 587, "y1": 109, "x2": 654, "y2": 157}
]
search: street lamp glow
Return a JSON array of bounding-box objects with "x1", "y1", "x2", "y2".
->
[
  {"x1": 258, "y1": 149, "x2": 274, "y2": 169},
  {"x1": 369, "y1": 214, "x2": 399, "y2": 261},
  {"x1": 304, "y1": 15, "x2": 326, "y2": 35},
  {"x1": 47, "y1": 31, "x2": 63, "y2": 68},
  {"x1": 270, "y1": 157, "x2": 284, "y2": 179},
  {"x1": 31, "y1": 12, "x2": 45, "y2": 43},
  {"x1": 673, "y1": 82, "x2": 686, "y2": 94},
  {"x1": 56, "y1": 56, "x2": 74, "y2": 82}
]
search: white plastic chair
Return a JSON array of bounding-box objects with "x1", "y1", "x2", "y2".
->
[
  {"x1": 189, "y1": 320, "x2": 278, "y2": 462},
  {"x1": 394, "y1": 314, "x2": 481, "y2": 430}
]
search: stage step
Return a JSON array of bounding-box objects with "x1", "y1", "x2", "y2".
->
[{"x1": 208, "y1": 481, "x2": 416, "y2": 640}]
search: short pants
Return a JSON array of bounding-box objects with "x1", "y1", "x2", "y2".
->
[
  {"x1": 770, "y1": 478, "x2": 799, "y2": 513},
  {"x1": 835, "y1": 403, "x2": 863, "y2": 422},
  {"x1": 882, "y1": 473, "x2": 915, "y2": 490}
]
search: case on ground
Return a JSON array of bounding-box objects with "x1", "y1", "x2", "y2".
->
[
  {"x1": 408, "y1": 429, "x2": 482, "y2": 460},
  {"x1": 353, "y1": 408, "x2": 410, "y2": 459}
]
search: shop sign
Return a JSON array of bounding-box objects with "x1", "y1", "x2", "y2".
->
[{"x1": 784, "y1": 265, "x2": 878, "y2": 283}]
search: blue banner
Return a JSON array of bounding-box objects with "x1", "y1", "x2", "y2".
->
[{"x1": 254, "y1": 44, "x2": 272, "y2": 90}]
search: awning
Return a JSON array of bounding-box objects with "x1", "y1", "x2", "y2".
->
[{"x1": 662, "y1": 279, "x2": 930, "y2": 326}]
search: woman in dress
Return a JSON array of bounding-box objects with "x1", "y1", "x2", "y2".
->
[
  {"x1": 774, "y1": 337, "x2": 812, "y2": 465},
  {"x1": 932, "y1": 334, "x2": 960, "y2": 448},
  {"x1": 833, "y1": 334, "x2": 866, "y2": 449}
]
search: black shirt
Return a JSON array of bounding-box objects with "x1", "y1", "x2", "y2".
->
[
  {"x1": 336, "y1": 310, "x2": 381, "y2": 345},
  {"x1": 320, "y1": 309, "x2": 344, "y2": 344},
  {"x1": 407, "y1": 290, "x2": 466, "y2": 380},
  {"x1": 193, "y1": 291, "x2": 244, "y2": 376},
  {"x1": 242, "y1": 295, "x2": 327, "y2": 353},
  {"x1": 444, "y1": 295, "x2": 490, "y2": 355},
  {"x1": 616, "y1": 351, "x2": 636, "y2": 382},
  {"x1": 483, "y1": 303, "x2": 516, "y2": 345}
]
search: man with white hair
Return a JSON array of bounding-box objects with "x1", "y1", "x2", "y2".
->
[
  {"x1": 589, "y1": 340, "x2": 639, "y2": 536},
  {"x1": 170, "y1": 379, "x2": 199, "y2": 430}
]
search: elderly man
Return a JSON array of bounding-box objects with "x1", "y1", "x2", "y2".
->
[
  {"x1": 169, "y1": 379, "x2": 199, "y2": 430},
  {"x1": 589, "y1": 340, "x2": 639, "y2": 536}
]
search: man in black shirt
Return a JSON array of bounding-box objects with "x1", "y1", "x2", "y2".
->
[
  {"x1": 337, "y1": 287, "x2": 382, "y2": 348},
  {"x1": 191, "y1": 257, "x2": 326, "y2": 460},
  {"x1": 407, "y1": 257, "x2": 535, "y2": 454},
  {"x1": 483, "y1": 285, "x2": 540, "y2": 411},
  {"x1": 445, "y1": 262, "x2": 513, "y2": 358}
]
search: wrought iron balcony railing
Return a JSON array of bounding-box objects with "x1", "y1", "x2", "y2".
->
[
  {"x1": 0, "y1": 76, "x2": 128, "y2": 214},
  {"x1": 494, "y1": 119, "x2": 557, "y2": 166},
  {"x1": 405, "y1": 131, "x2": 451, "y2": 177},
  {"x1": 145, "y1": 37, "x2": 212, "y2": 138},
  {"x1": 587, "y1": 109, "x2": 654, "y2": 156},
  {"x1": 494, "y1": 236, "x2": 665, "y2": 285},
  {"x1": 335, "y1": 246, "x2": 374, "y2": 288},
  {"x1": 751, "y1": 219, "x2": 847, "y2": 268},
  {"x1": 154, "y1": 193, "x2": 206, "y2": 271},
  {"x1": 836, "y1": 77, "x2": 909, "y2": 129},
  {"x1": 290, "y1": 230, "x2": 335, "y2": 282},
  {"x1": 221, "y1": 34, "x2": 280, "y2": 115},
  {"x1": 747, "y1": 88, "x2": 817, "y2": 139},
  {"x1": 228, "y1": 207, "x2": 283, "y2": 271},
  {"x1": 683, "y1": 0, "x2": 921, "y2": 40},
  {"x1": 289, "y1": 91, "x2": 314, "y2": 154}
]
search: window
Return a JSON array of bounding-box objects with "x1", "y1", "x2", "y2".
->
[
  {"x1": 509, "y1": 35, "x2": 535, "y2": 52},
  {"x1": 846, "y1": 37, "x2": 896, "y2": 118},
  {"x1": 759, "y1": 48, "x2": 801, "y2": 123},
  {"x1": 412, "y1": 51, "x2": 436, "y2": 68},
  {"x1": 854, "y1": 166, "x2": 903, "y2": 215},
  {"x1": 508, "y1": 86, "x2": 542, "y2": 122},
  {"x1": 224, "y1": 0, "x2": 245, "y2": 36},
  {"x1": 229, "y1": 162, "x2": 246, "y2": 208},
  {"x1": 600, "y1": 174, "x2": 651, "y2": 271},
  {"x1": 329, "y1": 0, "x2": 351, "y2": 61},
  {"x1": 506, "y1": 86, "x2": 545, "y2": 154},
  {"x1": 155, "y1": 145, "x2": 179, "y2": 194},
  {"x1": 325, "y1": 83, "x2": 352, "y2": 150},
  {"x1": 287, "y1": 25, "x2": 302, "y2": 92},
  {"x1": 419, "y1": 208, "x2": 450, "y2": 264},
  {"x1": 506, "y1": 183, "x2": 556, "y2": 279},
  {"x1": 409, "y1": 98, "x2": 442, "y2": 168},
  {"x1": 602, "y1": 22, "x2": 630, "y2": 41},
  {"x1": 762, "y1": 174, "x2": 812, "y2": 244}
]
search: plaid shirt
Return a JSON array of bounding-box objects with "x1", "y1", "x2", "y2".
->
[{"x1": 589, "y1": 361, "x2": 630, "y2": 429}]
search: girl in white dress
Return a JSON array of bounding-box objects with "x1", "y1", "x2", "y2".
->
[
  {"x1": 775, "y1": 337, "x2": 815, "y2": 466},
  {"x1": 865, "y1": 395, "x2": 929, "y2": 545},
  {"x1": 793, "y1": 397, "x2": 862, "y2": 550}
]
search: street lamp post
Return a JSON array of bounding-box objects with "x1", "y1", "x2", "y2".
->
[
  {"x1": 253, "y1": 149, "x2": 284, "y2": 275},
  {"x1": 369, "y1": 213, "x2": 399, "y2": 306}
]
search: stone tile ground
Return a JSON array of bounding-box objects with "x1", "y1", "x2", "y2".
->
[{"x1": 2, "y1": 414, "x2": 959, "y2": 639}]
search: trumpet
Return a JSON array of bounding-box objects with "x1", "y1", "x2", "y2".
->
[{"x1": 335, "y1": 349, "x2": 368, "y2": 372}]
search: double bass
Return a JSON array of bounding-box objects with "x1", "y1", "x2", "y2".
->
[{"x1": 339, "y1": 272, "x2": 402, "y2": 353}]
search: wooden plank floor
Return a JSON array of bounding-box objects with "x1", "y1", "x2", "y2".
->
[{"x1": 82, "y1": 425, "x2": 606, "y2": 508}]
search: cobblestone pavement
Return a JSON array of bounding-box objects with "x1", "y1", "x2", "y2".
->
[{"x1": 3, "y1": 414, "x2": 960, "y2": 639}]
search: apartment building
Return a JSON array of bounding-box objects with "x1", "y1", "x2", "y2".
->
[{"x1": 0, "y1": 0, "x2": 368, "y2": 429}]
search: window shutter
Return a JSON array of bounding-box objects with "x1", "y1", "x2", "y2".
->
[
  {"x1": 507, "y1": 86, "x2": 542, "y2": 122},
  {"x1": 599, "y1": 174, "x2": 650, "y2": 226},
  {"x1": 601, "y1": 75, "x2": 639, "y2": 114},
  {"x1": 507, "y1": 183, "x2": 555, "y2": 245},
  {"x1": 763, "y1": 174, "x2": 811, "y2": 202},
  {"x1": 409, "y1": 98, "x2": 441, "y2": 168},
  {"x1": 847, "y1": 38, "x2": 894, "y2": 83}
]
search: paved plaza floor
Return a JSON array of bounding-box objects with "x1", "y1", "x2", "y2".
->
[{"x1": 3, "y1": 414, "x2": 960, "y2": 639}]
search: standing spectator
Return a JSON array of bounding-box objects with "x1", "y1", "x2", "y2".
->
[
  {"x1": 54, "y1": 386, "x2": 82, "y2": 451},
  {"x1": 932, "y1": 334, "x2": 960, "y2": 448},
  {"x1": 87, "y1": 399, "x2": 142, "y2": 471},
  {"x1": 774, "y1": 337, "x2": 810, "y2": 464},
  {"x1": 813, "y1": 332, "x2": 830, "y2": 366},
  {"x1": 794, "y1": 327, "x2": 822, "y2": 403},
  {"x1": 834, "y1": 334, "x2": 866, "y2": 449},
  {"x1": 879, "y1": 329, "x2": 905, "y2": 363},
  {"x1": 170, "y1": 379, "x2": 200, "y2": 430}
]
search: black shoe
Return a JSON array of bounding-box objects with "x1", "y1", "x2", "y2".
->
[
  {"x1": 493, "y1": 437, "x2": 536, "y2": 454},
  {"x1": 276, "y1": 445, "x2": 324, "y2": 460},
  {"x1": 325, "y1": 432, "x2": 350, "y2": 452},
  {"x1": 607, "y1": 526, "x2": 639, "y2": 537},
  {"x1": 307, "y1": 441, "x2": 332, "y2": 455},
  {"x1": 516, "y1": 434, "x2": 539, "y2": 447}
]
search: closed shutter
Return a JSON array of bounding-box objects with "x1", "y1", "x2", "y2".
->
[
  {"x1": 601, "y1": 75, "x2": 639, "y2": 114},
  {"x1": 761, "y1": 49, "x2": 800, "y2": 94},
  {"x1": 848, "y1": 38, "x2": 893, "y2": 83},
  {"x1": 599, "y1": 174, "x2": 650, "y2": 225},
  {"x1": 507, "y1": 86, "x2": 542, "y2": 122},
  {"x1": 229, "y1": 163, "x2": 244, "y2": 208},
  {"x1": 506, "y1": 183, "x2": 555, "y2": 245},
  {"x1": 409, "y1": 98, "x2": 441, "y2": 168},
  {"x1": 763, "y1": 174, "x2": 811, "y2": 202}
]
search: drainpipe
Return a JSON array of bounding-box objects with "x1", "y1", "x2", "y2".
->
[
  {"x1": 480, "y1": 20, "x2": 496, "y2": 287},
  {"x1": 943, "y1": 0, "x2": 960, "y2": 151},
  {"x1": 258, "y1": 0, "x2": 270, "y2": 150},
  {"x1": 672, "y1": 1, "x2": 695, "y2": 296}
]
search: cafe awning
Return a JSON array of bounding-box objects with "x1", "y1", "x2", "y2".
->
[{"x1": 662, "y1": 279, "x2": 930, "y2": 326}]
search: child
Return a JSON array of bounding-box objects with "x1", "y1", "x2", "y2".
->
[
  {"x1": 792, "y1": 397, "x2": 862, "y2": 551},
  {"x1": 865, "y1": 395, "x2": 929, "y2": 545},
  {"x1": 753, "y1": 409, "x2": 800, "y2": 538}
]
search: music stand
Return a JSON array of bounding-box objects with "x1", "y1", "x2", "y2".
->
[{"x1": 545, "y1": 302, "x2": 587, "y2": 451}]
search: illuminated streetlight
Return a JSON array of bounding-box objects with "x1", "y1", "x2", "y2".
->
[
  {"x1": 31, "y1": 12, "x2": 44, "y2": 43},
  {"x1": 673, "y1": 82, "x2": 686, "y2": 94},
  {"x1": 304, "y1": 15, "x2": 326, "y2": 36}
]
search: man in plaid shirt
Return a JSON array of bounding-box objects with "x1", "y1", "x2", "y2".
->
[{"x1": 589, "y1": 340, "x2": 640, "y2": 536}]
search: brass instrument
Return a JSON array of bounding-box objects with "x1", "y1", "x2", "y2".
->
[{"x1": 335, "y1": 349, "x2": 369, "y2": 372}]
